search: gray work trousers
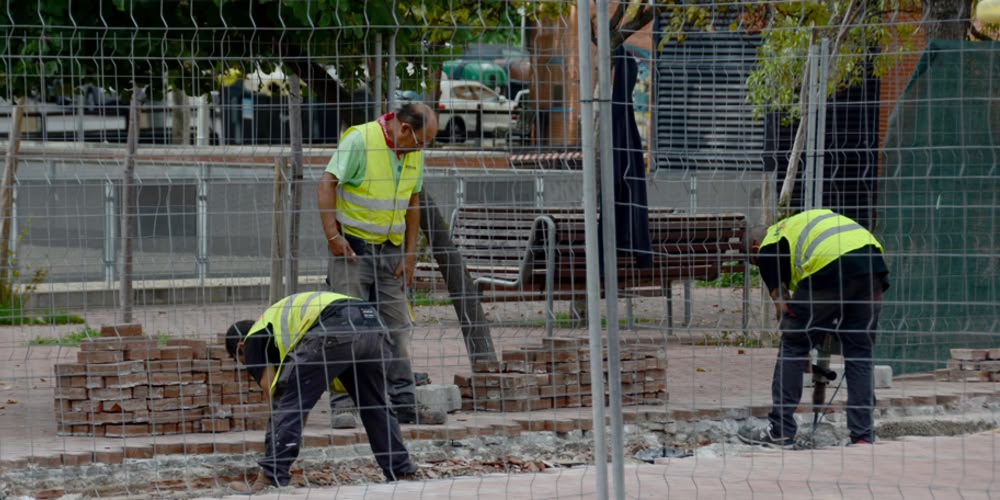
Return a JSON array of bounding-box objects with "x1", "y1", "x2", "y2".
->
[{"x1": 327, "y1": 234, "x2": 416, "y2": 412}]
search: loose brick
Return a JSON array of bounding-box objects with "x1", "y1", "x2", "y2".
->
[
  {"x1": 158, "y1": 346, "x2": 194, "y2": 361},
  {"x1": 191, "y1": 359, "x2": 221, "y2": 372},
  {"x1": 166, "y1": 339, "x2": 209, "y2": 357},
  {"x1": 472, "y1": 359, "x2": 501, "y2": 373},
  {"x1": 134, "y1": 385, "x2": 164, "y2": 399},
  {"x1": 54, "y1": 363, "x2": 87, "y2": 377},
  {"x1": 78, "y1": 350, "x2": 124, "y2": 364},
  {"x1": 104, "y1": 372, "x2": 148, "y2": 388},
  {"x1": 102, "y1": 399, "x2": 148, "y2": 412},
  {"x1": 85, "y1": 361, "x2": 145, "y2": 377},
  {"x1": 54, "y1": 387, "x2": 87, "y2": 399},
  {"x1": 89, "y1": 387, "x2": 132, "y2": 401},
  {"x1": 453, "y1": 374, "x2": 471, "y2": 387},
  {"x1": 80, "y1": 336, "x2": 156, "y2": 352},
  {"x1": 100, "y1": 323, "x2": 144, "y2": 337},
  {"x1": 148, "y1": 359, "x2": 194, "y2": 373},
  {"x1": 951, "y1": 348, "x2": 989, "y2": 361},
  {"x1": 33, "y1": 488, "x2": 65, "y2": 500},
  {"x1": 125, "y1": 347, "x2": 161, "y2": 361},
  {"x1": 201, "y1": 418, "x2": 231, "y2": 433},
  {"x1": 93, "y1": 449, "x2": 125, "y2": 464},
  {"x1": 106, "y1": 424, "x2": 151, "y2": 437}
]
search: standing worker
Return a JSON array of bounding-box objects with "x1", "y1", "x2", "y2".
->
[
  {"x1": 317, "y1": 103, "x2": 446, "y2": 427},
  {"x1": 737, "y1": 209, "x2": 890, "y2": 447},
  {"x1": 225, "y1": 292, "x2": 418, "y2": 493}
]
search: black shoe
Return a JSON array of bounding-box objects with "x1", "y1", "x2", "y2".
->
[
  {"x1": 737, "y1": 423, "x2": 792, "y2": 449},
  {"x1": 396, "y1": 406, "x2": 447, "y2": 425}
]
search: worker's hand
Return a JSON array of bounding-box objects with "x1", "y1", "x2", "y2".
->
[
  {"x1": 328, "y1": 235, "x2": 357, "y2": 263},
  {"x1": 394, "y1": 253, "x2": 417, "y2": 288}
]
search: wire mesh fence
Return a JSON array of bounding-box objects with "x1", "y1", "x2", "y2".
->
[{"x1": 0, "y1": 1, "x2": 998, "y2": 499}]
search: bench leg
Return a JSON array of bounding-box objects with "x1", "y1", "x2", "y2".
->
[
  {"x1": 625, "y1": 296, "x2": 635, "y2": 331},
  {"x1": 665, "y1": 283, "x2": 673, "y2": 337},
  {"x1": 683, "y1": 281, "x2": 692, "y2": 327}
]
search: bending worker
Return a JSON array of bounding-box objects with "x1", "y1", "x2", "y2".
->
[
  {"x1": 225, "y1": 292, "x2": 417, "y2": 493},
  {"x1": 317, "y1": 102, "x2": 445, "y2": 427},
  {"x1": 738, "y1": 209, "x2": 890, "y2": 448}
]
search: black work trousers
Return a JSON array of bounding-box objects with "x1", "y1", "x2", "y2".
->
[
  {"x1": 769, "y1": 275, "x2": 882, "y2": 443},
  {"x1": 259, "y1": 322, "x2": 416, "y2": 485}
]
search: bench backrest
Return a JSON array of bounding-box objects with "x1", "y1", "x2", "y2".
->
[{"x1": 451, "y1": 206, "x2": 746, "y2": 291}]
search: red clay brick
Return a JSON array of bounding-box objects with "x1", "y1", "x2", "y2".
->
[
  {"x1": 153, "y1": 442, "x2": 186, "y2": 455},
  {"x1": 166, "y1": 339, "x2": 209, "y2": 358},
  {"x1": 148, "y1": 359, "x2": 194, "y2": 373},
  {"x1": 100, "y1": 323, "x2": 144, "y2": 337},
  {"x1": 33, "y1": 488, "x2": 65, "y2": 499},
  {"x1": 85, "y1": 361, "x2": 145, "y2": 377},
  {"x1": 207, "y1": 345, "x2": 230, "y2": 360},
  {"x1": 472, "y1": 359, "x2": 501, "y2": 373},
  {"x1": 125, "y1": 347, "x2": 161, "y2": 361},
  {"x1": 94, "y1": 450, "x2": 125, "y2": 465},
  {"x1": 106, "y1": 424, "x2": 151, "y2": 437},
  {"x1": 54, "y1": 363, "x2": 87, "y2": 377},
  {"x1": 78, "y1": 350, "x2": 124, "y2": 364},
  {"x1": 134, "y1": 385, "x2": 164, "y2": 399},
  {"x1": 201, "y1": 418, "x2": 231, "y2": 433},
  {"x1": 53, "y1": 387, "x2": 87, "y2": 399},
  {"x1": 60, "y1": 452, "x2": 93, "y2": 466},
  {"x1": 124, "y1": 445, "x2": 154, "y2": 459},
  {"x1": 158, "y1": 346, "x2": 194, "y2": 361},
  {"x1": 104, "y1": 372, "x2": 148, "y2": 388},
  {"x1": 102, "y1": 399, "x2": 148, "y2": 412},
  {"x1": 89, "y1": 387, "x2": 132, "y2": 401}
]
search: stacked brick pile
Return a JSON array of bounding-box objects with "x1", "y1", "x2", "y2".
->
[
  {"x1": 934, "y1": 348, "x2": 1000, "y2": 382},
  {"x1": 454, "y1": 337, "x2": 667, "y2": 412},
  {"x1": 54, "y1": 324, "x2": 269, "y2": 437}
]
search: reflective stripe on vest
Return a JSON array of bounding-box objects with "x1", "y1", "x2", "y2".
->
[
  {"x1": 335, "y1": 121, "x2": 421, "y2": 246},
  {"x1": 763, "y1": 209, "x2": 883, "y2": 289},
  {"x1": 245, "y1": 291, "x2": 354, "y2": 394}
]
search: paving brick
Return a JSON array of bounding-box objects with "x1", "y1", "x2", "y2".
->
[
  {"x1": 60, "y1": 452, "x2": 94, "y2": 466},
  {"x1": 153, "y1": 442, "x2": 186, "y2": 455},
  {"x1": 148, "y1": 359, "x2": 194, "y2": 373},
  {"x1": 166, "y1": 338, "x2": 209, "y2": 357},
  {"x1": 53, "y1": 387, "x2": 87, "y2": 399},
  {"x1": 101, "y1": 399, "x2": 148, "y2": 412},
  {"x1": 32, "y1": 488, "x2": 65, "y2": 500},
  {"x1": 951, "y1": 348, "x2": 989, "y2": 361},
  {"x1": 86, "y1": 361, "x2": 145, "y2": 377},
  {"x1": 91, "y1": 449, "x2": 125, "y2": 464},
  {"x1": 104, "y1": 372, "x2": 148, "y2": 388},
  {"x1": 101, "y1": 323, "x2": 144, "y2": 337},
  {"x1": 158, "y1": 346, "x2": 194, "y2": 361},
  {"x1": 107, "y1": 424, "x2": 151, "y2": 437},
  {"x1": 331, "y1": 433, "x2": 359, "y2": 446},
  {"x1": 54, "y1": 363, "x2": 87, "y2": 377},
  {"x1": 89, "y1": 387, "x2": 132, "y2": 401},
  {"x1": 125, "y1": 347, "x2": 161, "y2": 361},
  {"x1": 78, "y1": 350, "x2": 125, "y2": 364}
]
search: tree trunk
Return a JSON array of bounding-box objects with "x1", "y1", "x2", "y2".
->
[
  {"x1": 418, "y1": 193, "x2": 497, "y2": 365},
  {"x1": 0, "y1": 97, "x2": 25, "y2": 305},
  {"x1": 924, "y1": 0, "x2": 971, "y2": 41}
]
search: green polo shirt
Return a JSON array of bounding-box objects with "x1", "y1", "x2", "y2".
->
[{"x1": 325, "y1": 128, "x2": 424, "y2": 192}]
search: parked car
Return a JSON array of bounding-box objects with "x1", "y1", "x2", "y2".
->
[{"x1": 436, "y1": 80, "x2": 528, "y2": 143}]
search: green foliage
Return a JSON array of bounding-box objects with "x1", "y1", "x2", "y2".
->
[
  {"x1": 745, "y1": 1, "x2": 920, "y2": 122},
  {"x1": 28, "y1": 325, "x2": 101, "y2": 346},
  {"x1": 695, "y1": 267, "x2": 761, "y2": 289},
  {"x1": 410, "y1": 291, "x2": 452, "y2": 307},
  {"x1": 0, "y1": 0, "x2": 521, "y2": 100}
]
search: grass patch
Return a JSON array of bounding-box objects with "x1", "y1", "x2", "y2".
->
[
  {"x1": 410, "y1": 292, "x2": 453, "y2": 307},
  {"x1": 695, "y1": 267, "x2": 761, "y2": 289},
  {"x1": 28, "y1": 325, "x2": 102, "y2": 346}
]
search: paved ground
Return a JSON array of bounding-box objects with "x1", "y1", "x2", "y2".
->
[
  {"x1": 201, "y1": 432, "x2": 1000, "y2": 500},
  {"x1": 2, "y1": 288, "x2": 999, "y2": 498}
]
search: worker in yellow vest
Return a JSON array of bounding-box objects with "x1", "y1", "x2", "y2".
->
[
  {"x1": 317, "y1": 102, "x2": 446, "y2": 428},
  {"x1": 225, "y1": 292, "x2": 417, "y2": 493},
  {"x1": 738, "y1": 209, "x2": 890, "y2": 448}
]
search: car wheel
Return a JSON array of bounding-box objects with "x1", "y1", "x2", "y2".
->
[{"x1": 445, "y1": 119, "x2": 466, "y2": 144}]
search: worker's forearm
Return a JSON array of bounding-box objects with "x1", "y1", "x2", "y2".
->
[
  {"x1": 404, "y1": 196, "x2": 421, "y2": 254},
  {"x1": 318, "y1": 175, "x2": 341, "y2": 239},
  {"x1": 260, "y1": 365, "x2": 275, "y2": 406}
]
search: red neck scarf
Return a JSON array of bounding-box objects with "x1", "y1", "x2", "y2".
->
[{"x1": 376, "y1": 112, "x2": 402, "y2": 159}]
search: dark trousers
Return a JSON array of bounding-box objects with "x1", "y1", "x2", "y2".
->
[
  {"x1": 769, "y1": 276, "x2": 882, "y2": 442},
  {"x1": 259, "y1": 327, "x2": 416, "y2": 485}
]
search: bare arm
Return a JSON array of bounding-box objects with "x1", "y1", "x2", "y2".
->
[
  {"x1": 259, "y1": 365, "x2": 276, "y2": 406},
  {"x1": 317, "y1": 171, "x2": 356, "y2": 261}
]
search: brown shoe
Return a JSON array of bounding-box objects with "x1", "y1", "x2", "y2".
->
[{"x1": 229, "y1": 470, "x2": 274, "y2": 494}]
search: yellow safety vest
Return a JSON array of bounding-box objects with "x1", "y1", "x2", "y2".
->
[
  {"x1": 336, "y1": 121, "x2": 422, "y2": 246},
  {"x1": 245, "y1": 291, "x2": 353, "y2": 394},
  {"x1": 761, "y1": 209, "x2": 883, "y2": 290}
]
